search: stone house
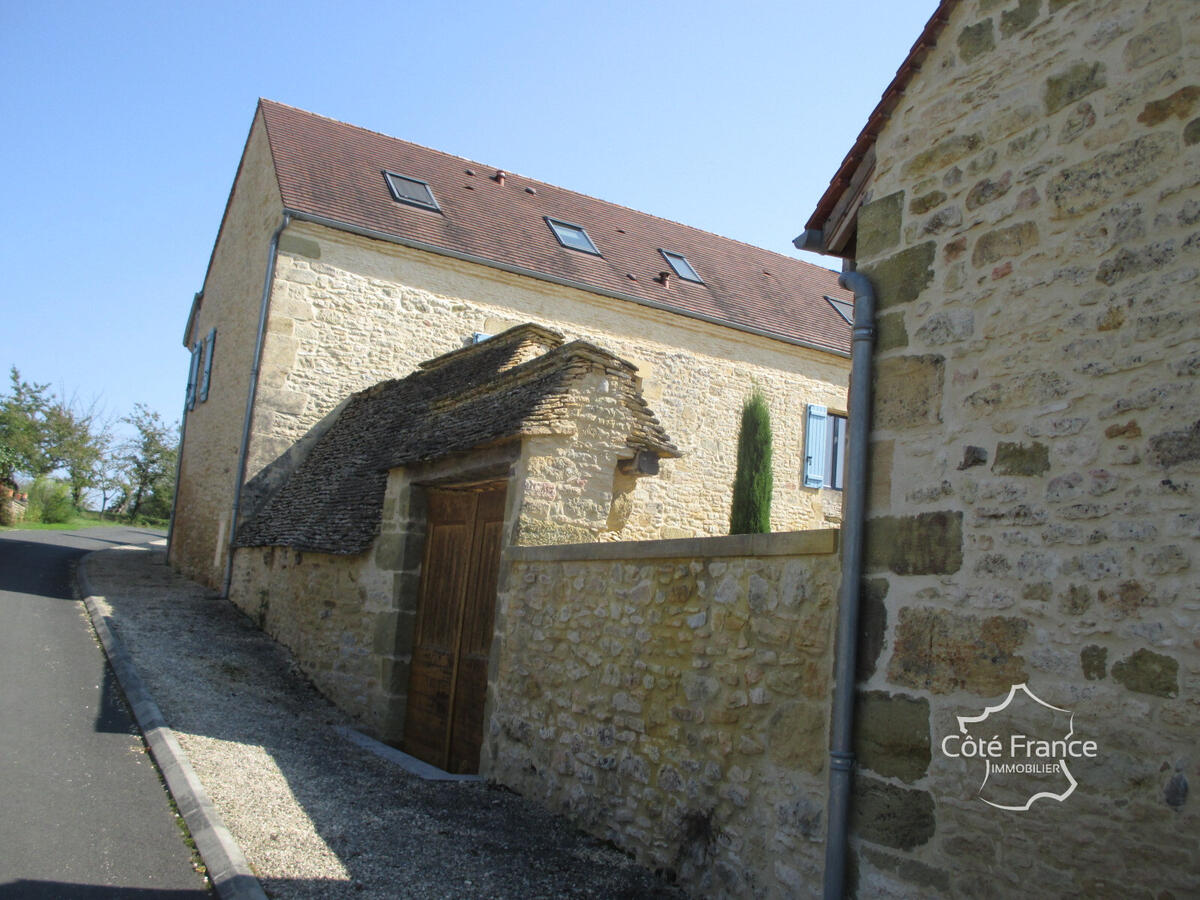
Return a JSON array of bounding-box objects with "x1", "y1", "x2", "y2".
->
[
  {"x1": 169, "y1": 101, "x2": 853, "y2": 771},
  {"x1": 796, "y1": 0, "x2": 1199, "y2": 895},
  {"x1": 170, "y1": 0, "x2": 1199, "y2": 890},
  {"x1": 169, "y1": 99, "x2": 853, "y2": 596}
]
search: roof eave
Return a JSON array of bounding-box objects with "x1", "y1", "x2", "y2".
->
[{"x1": 802, "y1": 1, "x2": 958, "y2": 256}]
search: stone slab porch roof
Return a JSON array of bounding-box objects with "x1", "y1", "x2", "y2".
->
[
  {"x1": 257, "y1": 99, "x2": 852, "y2": 356},
  {"x1": 236, "y1": 324, "x2": 680, "y2": 554}
]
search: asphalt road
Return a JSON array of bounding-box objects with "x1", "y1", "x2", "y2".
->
[{"x1": 0, "y1": 527, "x2": 211, "y2": 898}]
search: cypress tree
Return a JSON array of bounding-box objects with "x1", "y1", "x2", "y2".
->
[{"x1": 729, "y1": 389, "x2": 773, "y2": 534}]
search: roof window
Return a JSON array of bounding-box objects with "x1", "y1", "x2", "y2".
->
[
  {"x1": 660, "y1": 250, "x2": 703, "y2": 283},
  {"x1": 825, "y1": 295, "x2": 854, "y2": 326},
  {"x1": 384, "y1": 171, "x2": 440, "y2": 211},
  {"x1": 546, "y1": 218, "x2": 600, "y2": 255}
]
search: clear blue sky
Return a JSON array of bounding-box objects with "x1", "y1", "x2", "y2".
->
[{"x1": 0, "y1": 1, "x2": 932, "y2": 435}]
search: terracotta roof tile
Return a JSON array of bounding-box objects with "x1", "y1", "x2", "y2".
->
[{"x1": 258, "y1": 100, "x2": 851, "y2": 355}]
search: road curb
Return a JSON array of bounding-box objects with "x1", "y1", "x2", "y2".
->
[{"x1": 79, "y1": 551, "x2": 267, "y2": 900}]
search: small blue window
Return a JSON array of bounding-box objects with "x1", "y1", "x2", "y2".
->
[
  {"x1": 546, "y1": 217, "x2": 601, "y2": 255},
  {"x1": 199, "y1": 328, "x2": 216, "y2": 403},
  {"x1": 660, "y1": 250, "x2": 703, "y2": 283},
  {"x1": 185, "y1": 341, "x2": 202, "y2": 411},
  {"x1": 826, "y1": 295, "x2": 854, "y2": 326},
  {"x1": 804, "y1": 404, "x2": 847, "y2": 490},
  {"x1": 803, "y1": 405, "x2": 828, "y2": 488},
  {"x1": 384, "y1": 171, "x2": 440, "y2": 211}
]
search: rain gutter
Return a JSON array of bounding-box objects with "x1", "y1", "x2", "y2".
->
[{"x1": 823, "y1": 267, "x2": 876, "y2": 899}]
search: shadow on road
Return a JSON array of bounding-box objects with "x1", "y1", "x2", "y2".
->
[{"x1": 0, "y1": 880, "x2": 206, "y2": 898}]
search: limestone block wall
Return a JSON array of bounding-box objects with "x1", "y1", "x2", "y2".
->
[
  {"x1": 484, "y1": 531, "x2": 841, "y2": 898},
  {"x1": 842, "y1": 0, "x2": 1199, "y2": 894},
  {"x1": 228, "y1": 467, "x2": 424, "y2": 740},
  {"x1": 246, "y1": 222, "x2": 849, "y2": 542},
  {"x1": 171, "y1": 112, "x2": 286, "y2": 589},
  {"x1": 229, "y1": 543, "x2": 393, "y2": 731},
  {"x1": 510, "y1": 368, "x2": 665, "y2": 545}
]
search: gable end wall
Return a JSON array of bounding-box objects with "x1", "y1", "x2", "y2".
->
[
  {"x1": 171, "y1": 112, "x2": 285, "y2": 589},
  {"x1": 847, "y1": 0, "x2": 1199, "y2": 894}
]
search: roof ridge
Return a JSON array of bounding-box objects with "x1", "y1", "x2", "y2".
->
[{"x1": 418, "y1": 322, "x2": 565, "y2": 372}]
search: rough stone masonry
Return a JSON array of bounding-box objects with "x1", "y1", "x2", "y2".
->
[{"x1": 844, "y1": 0, "x2": 1199, "y2": 895}]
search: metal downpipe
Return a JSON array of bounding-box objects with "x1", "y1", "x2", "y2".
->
[
  {"x1": 222, "y1": 213, "x2": 291, "y2": 598},
  {"x1": 822, "y1": 269, "x2": 876, "y2": 899}
]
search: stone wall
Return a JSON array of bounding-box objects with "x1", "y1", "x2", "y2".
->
[
  {"x1": 246, "y1": 222, "x2": 848, "y2": 544},
  {"x1": 229, "y1": 542, "x2": 394, "y2": 732},
  {"x1": 845, "y1": 0, "x2": 1199, "y2": 894},
  {"x1": 227, "y1": 353, "x2": 677, "y2": 744},
  {"x1": 170, "y1": 110, "x2": 286, "y2": 589},
  {"x1": 484, "y1": 531, "x2": 841, "y2": 898}
]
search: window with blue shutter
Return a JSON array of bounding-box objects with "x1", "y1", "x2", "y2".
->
[
  {"x1": 185, "y1": 341, "x2": 202, "y2": 411},
  {"x1": 826, "y1": 413, "x2": 847, "y2": 491},
  {"x1": 803, "y1": 404, "x2": 828, "y2": 488},
  {"x1": 199, "y1": 328, "x2": 216, "y2": 403}
]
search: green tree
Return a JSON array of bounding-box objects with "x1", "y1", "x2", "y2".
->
[
  {"x1": 45, "y1": 397, "x2": 111, "y2": 508},
  {"x1": 0, "y1": 441, "x2": 17, "y2": 491},
  {"x1": 729, "y1": 389, "x2": 774, "y2": 535},
  {"x1": 118, "y1": 404, "x2": 178, "y2": 520},
  {"x1": 0, "y1": 368, "x2": 55, "y2": 479},
  {"x1": 0, "y1": 368, "x2": 112, "y2": 510}
]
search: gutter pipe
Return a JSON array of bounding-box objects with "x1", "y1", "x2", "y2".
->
[
  {"x1": 821, "y1": 268, "x2": 876, "y2": 899},
  {"x1": 222, "y1": 213, "x2": 291, "y2": 598}
]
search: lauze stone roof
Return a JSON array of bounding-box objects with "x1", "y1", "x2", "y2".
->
[
  {"x1": 236, "y1": 325, "x2": 679, "y2": 554},
  {"x1": 257, "y1": 99, "x2": 852, "y2": 356}
]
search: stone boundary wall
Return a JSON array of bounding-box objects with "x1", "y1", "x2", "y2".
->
[
  {"x1": 484, "y1": 530, "x2": 841, "y2": 898},
  {"x1": 228, "y1": 544, "x2": 394, "y2": 734}
]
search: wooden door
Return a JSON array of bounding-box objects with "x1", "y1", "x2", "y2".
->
[{"x1": 403, "y1": 483, "x2": 506, "y2": 774}]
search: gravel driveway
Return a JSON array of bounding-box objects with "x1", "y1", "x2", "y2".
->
[{"x1": 84, "y1": 544, "x2": 685, "y2": 899}]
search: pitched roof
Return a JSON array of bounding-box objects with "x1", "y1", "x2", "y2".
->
[
  {"x1": 236, "y1": 324, "x2": 679, "y2": 554},
  {"x1": 256, "y1": 99, "x2": 852, "y2": 356},
  {"x1": 803, "y1": 1, "x2": 958, "y2": 254}
]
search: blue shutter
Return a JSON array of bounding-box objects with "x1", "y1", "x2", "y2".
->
[
  {"x1": 185, "y1": 342, "x2": 202, "y2": 411},
  {"x1": 199, "y1": 328, "x2": 216, "y2": 403},
  {"x1": 803, "y1": 404, "x2": 828, "y2": 488}
]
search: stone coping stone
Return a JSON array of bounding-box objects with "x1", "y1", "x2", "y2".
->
[{"x1": 508, "y1": 528, "x2": 838, "y2": 563}]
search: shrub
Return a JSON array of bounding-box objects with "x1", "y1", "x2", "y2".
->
[
  {"x1": 729, "y1": 389, "x2": 773, "y2": 534},
  {"x1": 26, "y1": 477, "x2": 76, "y2": 524}
]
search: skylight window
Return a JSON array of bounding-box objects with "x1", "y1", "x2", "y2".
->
[
  {"x1": 384, "y1": 171, "x2": 440, "y2": 211},
  {"x1": 660, "y1": 250, "x2": 703, "y2": 283},
  {"x1": 546, "y1": 217, "x2": 601, "y2": 255},
  {"x1": 826, "y1": 295, "x2": 855, "y2": 326}
]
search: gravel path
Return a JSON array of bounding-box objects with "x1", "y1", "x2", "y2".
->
[{"x1": 85, "y1": 544, "x2": 685, "y2": 899}]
